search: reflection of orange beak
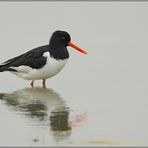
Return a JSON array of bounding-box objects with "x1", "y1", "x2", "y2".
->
[{"x1": 68, "y1": 42, "x2": 87, "y2": 55}]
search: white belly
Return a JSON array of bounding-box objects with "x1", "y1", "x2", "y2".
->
[{"x1": 10, "y1": 52, "x2": 68, "y2": 80}]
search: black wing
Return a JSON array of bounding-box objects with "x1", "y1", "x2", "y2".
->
[{"x1": 0, "y1": 45, "x2": 50, "y2": 72}]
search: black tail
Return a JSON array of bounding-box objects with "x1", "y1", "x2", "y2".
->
[
  {"x1": 0, "y1": 63, "x2": 10, "y2": 72},
  {"x1": 0, "y1": 65, "x2": 17, "y2": 72},
  {"x1": 0, "y1": 65, "x2": 5, "y2": 72}
]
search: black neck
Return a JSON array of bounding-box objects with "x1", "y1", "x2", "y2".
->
[{"x1": 49, "y1": 45, "x2": 69, "y2": 60}]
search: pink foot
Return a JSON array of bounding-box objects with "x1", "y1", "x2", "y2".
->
[
  {"x1": 30, "y1": 80, "x2": 34, "y2": 88},
  {"x1": 42, "y1": 79, "x2": 46, "y2": 88}
]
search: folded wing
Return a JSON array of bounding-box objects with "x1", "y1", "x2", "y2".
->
[{"x1": 0, "y1": 45, "x2": 49, "y2": 72}]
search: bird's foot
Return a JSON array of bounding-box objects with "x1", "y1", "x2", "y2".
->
[
  {"x1": 30, "y1": 80, "x2": 34, "y2": 88},
  {"x1": 42, "y1": 79, "x2": 47, "y2": 88}
]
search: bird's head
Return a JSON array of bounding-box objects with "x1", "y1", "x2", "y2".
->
[{"x1": 50, "y1": 30, "x2": 87, "y2": 54}]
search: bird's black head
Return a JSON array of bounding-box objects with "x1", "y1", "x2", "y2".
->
[
  {"x1": 49, "y1": 30, "x2": 71, "y2": 48},
  {"x1": 49, "y1": 30, "x2": 87, "y2": 58}
]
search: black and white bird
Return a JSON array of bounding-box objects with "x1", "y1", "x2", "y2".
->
[{"x1": 0, "y1": 30, "x2": 87, "y2": 88}]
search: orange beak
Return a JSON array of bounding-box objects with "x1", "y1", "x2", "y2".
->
[{"x1": 68, "y1": 42, "x2": 87, "y2": 55}]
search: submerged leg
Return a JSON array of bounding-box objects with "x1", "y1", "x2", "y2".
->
[
  {"x1": 42, "y1": 79, "x2": 46, "y2": 88},
  {"x1": 30, "y1": 80, "x2": 34, "y2": 88}
]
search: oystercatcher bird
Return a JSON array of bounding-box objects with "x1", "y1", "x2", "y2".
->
[{"x1": 0, "y1": 30, "x2": 87, "y2": 88}]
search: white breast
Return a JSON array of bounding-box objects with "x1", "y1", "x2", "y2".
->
[{"x1": 10, "y1": 52, "x2": 68, "y2": 80}]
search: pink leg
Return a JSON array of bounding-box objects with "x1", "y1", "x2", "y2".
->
[
  {"x1": 42, "y1": 79, "x2": 46, "y2": 88},
  {"x1": 30, "y1": 80, "x2": 34, "y2": 88}
]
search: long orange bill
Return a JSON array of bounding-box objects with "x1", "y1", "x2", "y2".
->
[{"x1": 68, "y1": 42, "x2": 87, "y2": 55}]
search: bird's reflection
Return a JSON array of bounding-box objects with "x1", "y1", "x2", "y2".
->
[{"x1": 0, "y1": 87, "x2": 71, "y2": 142}]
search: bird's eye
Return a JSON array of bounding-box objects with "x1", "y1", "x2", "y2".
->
[{"x1": 61, "y1": 36, "x2": 66, "y2": 40}]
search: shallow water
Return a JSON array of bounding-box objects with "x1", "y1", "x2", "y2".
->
[
  {"x1": 0, "y1": 87, "x2": 71, "y2": 145},
  {"x1": 0, "y1": 2, "x2": 148, "y2": 146}
]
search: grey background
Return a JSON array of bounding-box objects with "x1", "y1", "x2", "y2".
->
[{"x1": 0, "y1": 2, "x2": 147, "y2": 146}]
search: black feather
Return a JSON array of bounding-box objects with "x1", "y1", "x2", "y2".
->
[{"x1": 0, "y1": 45, "x2": 49, "y2": 72}]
